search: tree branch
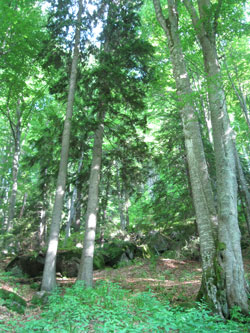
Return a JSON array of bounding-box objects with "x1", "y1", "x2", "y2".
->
[
  {"x1": 153, "y1": 0, "x2": 169, "y2": 35},
  {"x1": 183, "y1": 0, "x2": 204, "y2": 40},
  {"x1": 213, "y1": 0, "x2": 223, "y2": 35}
]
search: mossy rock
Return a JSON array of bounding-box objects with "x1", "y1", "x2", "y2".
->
[
  {"x1": 0, "y1": 288, "x2": 26, "y2": 314},
  {"x1": 5, "y1": 254, "x2": 45, "y2": 277},
  {"x1": 145, "y1": 231, "x2": 170, "y2": 254},
  {"x1": 31, "y1": 291, "x2": 49, "y2": 307},
  {"x1": 100, "y1": 240, "x2": 138, "y2": 267}
]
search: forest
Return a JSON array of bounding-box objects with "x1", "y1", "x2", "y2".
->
[{"x1": 0, "y1": 0, "x2": 250, "y2": 331}]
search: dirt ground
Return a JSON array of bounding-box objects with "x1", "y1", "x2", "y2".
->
[{"x1": 0, "y1": 254, "x2": 250, "y2": 324}]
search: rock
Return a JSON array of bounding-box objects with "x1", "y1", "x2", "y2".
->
[
  {"x1": 31, "y1": 291, "x2": 49, "y2": 306},
  {"x1": 4, "y1": 240, "x2": 142, "y2": 277},
  {"x1": 145, "y1": 231, "x2": 170, "y2": 254},
  {"x1": 100, "y1": 240, "x2": 138, "y2": 267},
  {"x1": 0, "y1": 288, "x2": 27, "y2": 314},
  {"x1": 5, "y1": 249, "x2": 105, "y2": 278},
  {"x1": 57, "y1": 250, "x2": 82, "y2": 277},
  {"x1": 6, "y1": 254, "x2": 45, "y2": 277}
]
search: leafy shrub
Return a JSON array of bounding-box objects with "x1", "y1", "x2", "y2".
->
[{"x1": 6, "y1": 281, "x2": 249, "y2": 332}]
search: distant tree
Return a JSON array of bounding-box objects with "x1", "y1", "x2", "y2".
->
[{"x1": 0, "y1": 0, "x2": 47, "y2": 232}]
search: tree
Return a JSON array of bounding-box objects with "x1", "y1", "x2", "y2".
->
[
  {"x1": 183, "y1": 0, "x2": 248, "y2": 314},
  {"x1": 152, "y1": 0, "x2": 240, "y2": 318},
  {"x1": 0, "y1": 0, "x2": 47, "y2": 232},
  {"x1": 77, "y1": 0, "x2": 153, "y2": 286},
  {"x1": 41, "y1": 0, "x2": 83, "y2": 292}
]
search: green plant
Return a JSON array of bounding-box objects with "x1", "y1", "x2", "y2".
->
[
  {"x1": 3, "y1": 281, "x2": 249, "y2": 332},
  {"x1": 230, "y1": 305, "x2": 250, "y2": 324}
]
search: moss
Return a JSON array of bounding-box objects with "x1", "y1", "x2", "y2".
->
[
  {"x1": 196, "y1": 251, "x2": 229, "y2": 318},
  {"x1": 0, "y1": 288, "x2": 27, "y2": 314}
]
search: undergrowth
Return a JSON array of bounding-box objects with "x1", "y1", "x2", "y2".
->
[{"x1": 1, "y1": 281, "x2": 249, "y2": 332}]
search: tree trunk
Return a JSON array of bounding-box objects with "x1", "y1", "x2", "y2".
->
[
  {"x1": 153, "y1": 0, "x2": 229, "y2": 317},
  {"x1": 74, "y1": 187, "x2": 82, "y2": 232},
  {"x1": 41, "y1": 0, "x2": 83, "y2": 292},
  {"x1": 235, "y1": 148, "x2": 250, "y2": 234},
  {"x1": 64, "y1": 187, "x2": 77, "y2": 245},
  {"x1": 124, "y1": 188, "x2": 130, "y2": 229},
  {"x1": 19, "y1": 192, "x2": 27, "y2": 219},
  {"x1": 7, "y1": 116, "x2": 21, "y2": 232},
  {"x1": 184, "y1": 0, "x2": 249, "y2": 315},
  {"x1": 64, "y1": 150, "x2": 84, "y2": 245},
  {"x1": 77, "y1": 113, "x2": 105, "y2": 287},
  {"x1": 116, "y1": 163, "x2": 126, "y2": 230}
]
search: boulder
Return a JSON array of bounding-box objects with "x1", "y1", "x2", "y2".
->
[
  {"x1": 4, "y1": 240, "x2": 142, "y2": 277},
  {"x1": 0, "y1": 288, "x2": 26, "y2": 314},
  {"x1": 5, "y1": 254, "x2": 45, "y2": 277},
  {"x1": 5, "y1": 249, "x2": 106, "y2": 278},
  {"x1": 100, "y1": 240, "x2": 139, "y2": 267},
  {"x1": 145, "y1": 231, "x2": 170, "y2": 254}
]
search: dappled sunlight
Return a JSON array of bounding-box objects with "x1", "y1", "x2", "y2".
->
[
  {"x1": 88, "y1": 213, "x2": 97, "y2": 228},
  {"x1": 93, "y1": 163, "x2": 100, "y2": 170},
  {"x1": 56, "y1": 185, "x2": 64, "y2": 196},
  {"x1": 125, "y1": 277, "x2": 201, "y2": 287},
  {"x1": 56, "y1": 258, "x2": 202, "y2": 300},
  {"x1": 159, "y1": 258, "x2": 186, "y2": 268}
]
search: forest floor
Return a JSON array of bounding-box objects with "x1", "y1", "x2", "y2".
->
[{"x1": 0, "y1": 253, "x2": 250, "y2": 328}]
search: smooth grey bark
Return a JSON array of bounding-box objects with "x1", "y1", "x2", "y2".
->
[
  {"x1": 153, "y1": 0, "x2": 229, "y2": 317},
  {"x1": 184, "y1": 0, "x2": 248, "y2": 314},
  {"x1": 77, "y1": 113, "x2": 105, "y2": 287},
  {"x1": 41, "y1": 0, "x2": 83, "y2": 292}
]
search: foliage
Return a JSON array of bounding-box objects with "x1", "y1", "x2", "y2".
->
[
  {"x1": 0, "y1": 0, "x2": 249, "y2": 320},
  {"x1": 4, "y1": 281, "x2": 249, "y2": 332}
]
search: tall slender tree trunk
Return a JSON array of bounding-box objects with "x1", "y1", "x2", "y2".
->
[
  {"x1": 235, "y1": 148, "x2": 250, "y2": 234},
  {"x1": 7, "y1": 111, "x2": 21, "y2": 232},
  {"x1": 124, "y1": 188, "x2": 130, "y2": 229},
  {"x1": 19, "y1": 192, "x2": 27, "y2": 219},
  {"x1": 64, "y1": 150, "x2": 84, "y2": 245},
  {"x1": 116, "y1": 163, "x2": 126, "y2": 230},
  {"x1": 153, "y1": 0, "x2": 230, "y2": 317},
  {"x1": 74, "y1": 186, "x2": 82, "y2": 232},
  {"x1": 77, "y1": 113, "x2": 105, "y2": 287},
  {"x1": 184, "y1": 0, "x2": 249, "y2": 315},
  {"x1": 41, "y1": 0, "x2": 83, "y2": 292},
  {"x1": 64, "y1": 187, "x2": 77, "y2": 244}
]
